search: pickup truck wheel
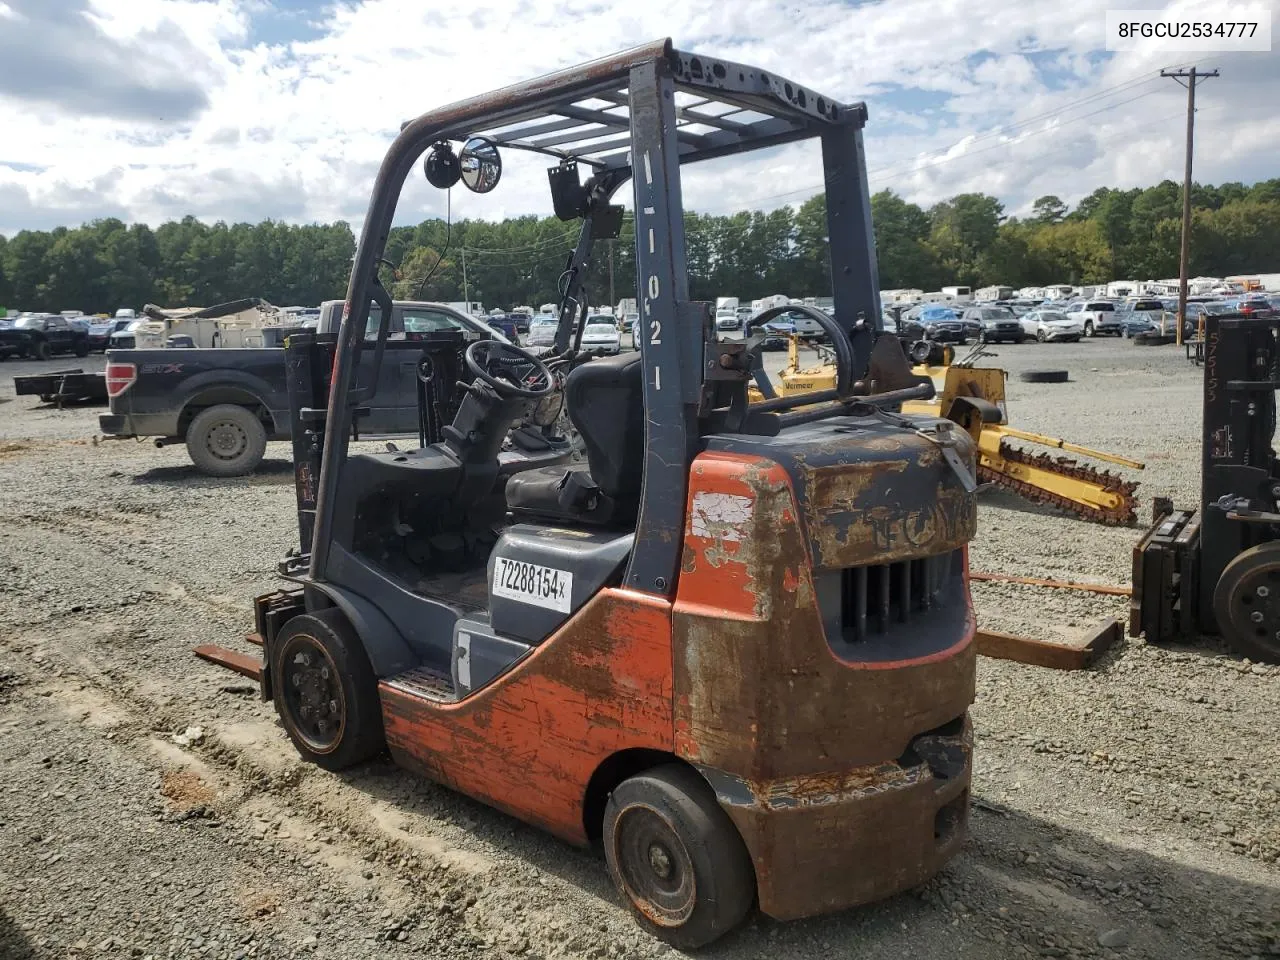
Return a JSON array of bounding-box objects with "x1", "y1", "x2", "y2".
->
[
  {"x1": 33, "y1": 340, "x2": 51, "y2": 361},
  {"x1": 74, "y1": 339, "x2": 90, "y2": 358},
  {"x1": 186, "y1": 404, "x2": 268, "y2": 477},
  {"x1": 1083, "y1": 320, "x2": 1094, "y2": 337},
  {"x1": 271, "y1": 609, "x2": 384, "y2": 771}
]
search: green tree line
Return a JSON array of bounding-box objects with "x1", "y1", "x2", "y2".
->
[{"x1": 3, "y1": 177, "x2": 1279, "y2": 315}]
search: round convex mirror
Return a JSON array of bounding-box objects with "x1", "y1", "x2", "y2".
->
[{"x1": 459, "y1": 137, "x2": 502, "y2": 193}]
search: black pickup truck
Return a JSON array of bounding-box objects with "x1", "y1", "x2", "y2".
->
[
  {"x1": 100, "y1": 300, "x2": 513, "y2": 476},
  {"x1": 0, "y1": 313, "x2": 91, "y2": 360}
]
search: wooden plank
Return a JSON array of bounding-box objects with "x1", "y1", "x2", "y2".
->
[
  {"x1": 194, "y1": 645, "x2": 262, "y2": 681},
  {"x1": 970, "y1": 571, "x2": 1132, "y2": 597},
  {"x1": 976, "y1": 618, "x2": 1121, "y2": 671}
]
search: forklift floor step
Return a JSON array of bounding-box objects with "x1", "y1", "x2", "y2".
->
[
  {"x1": 411, "y1": 567, "x2": 490, "y2": 614},
  {"x1": 381, "y1": 665, "x2": 458, "y2": 704}
]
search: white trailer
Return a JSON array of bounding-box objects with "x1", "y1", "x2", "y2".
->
[{"x1": 750, "y1": 294, "x2": 790, "y2": 316}]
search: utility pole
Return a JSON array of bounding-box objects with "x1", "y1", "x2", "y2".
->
[
  {"x1": 608, "y1": 240, "x2": 616, "y2": 310},
  {"x1": 1162, "y1": 66, "x2": 1217, "y2": 346},
  {"x1": 461, "y1": 246, "x2": 469, "y2": 308}
]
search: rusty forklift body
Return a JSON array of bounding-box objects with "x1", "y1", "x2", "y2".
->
[{"x1": 214, "y1": 40, "x2": 978, "y2": 945}]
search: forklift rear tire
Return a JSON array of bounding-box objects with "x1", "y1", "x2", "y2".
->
[
  {"x1": 186, "y1": 404, "x2": 268, "y2": 477},
  {"x1": 270, "y1": 609, "x2": 385, "y2": 771},
  {"x1": 1213, "y1": 543, "x2": 1280, "y2": 664},
  {"x1": 603, "y1": 764, "x2": 754, "y2": 949}
]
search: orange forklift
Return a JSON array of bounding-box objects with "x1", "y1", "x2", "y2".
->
[{"x1": 199, "y1": 40, "x2": 979, "y2": 947}]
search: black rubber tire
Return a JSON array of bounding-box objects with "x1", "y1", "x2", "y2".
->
[
  {"x1": 1019, "y1": 370, "x2": 1069, "y2": 384},
  {"x1": 270, "y1": 609, "x2": 385, "y2": 771},
  {"x1": 1083, "y1": 320, "x2": 1094, "y2": 337},
  {"x1": 1213, "y1": 543, "x2": 1280, "y2": 664},
  {"x1": 909, "y1": 340, "x2": 934, "y2": 364},
  {"x1": 603, "y1": 764, "x2": 755, "y2": 949},
  {"x1": 185, "y1": 403, "x2": 268, "y2": 477},
  {"x1": 33, "y1": 339, "x2": 51, "y2": 361},
  {"x1": 73, "y1": 338, "x2": 89, "y2": 358},
  {"x1": 1035, "y1": 329, "x2": 1047, "y2": 343},
  {"x1": 1133, "y1": 333, "x2": 1175, "y2": 347}
]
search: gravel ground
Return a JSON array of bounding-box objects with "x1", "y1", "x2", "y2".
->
[{"x1": 0, "y1": 340, "x2": 1277, "y2": 960}]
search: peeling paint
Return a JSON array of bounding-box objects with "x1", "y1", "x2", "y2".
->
[{"x1": 690, "y1": 491, "x2": 754, "y2": 541}]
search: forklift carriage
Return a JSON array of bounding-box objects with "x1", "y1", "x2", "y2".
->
[{"x1": 232, "y1": 39, "x2": 979, "y2": 947}]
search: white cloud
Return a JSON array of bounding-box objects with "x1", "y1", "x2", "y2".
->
[{"x1": 0, "y1": 0, "x2": 1277, "y2": 235}]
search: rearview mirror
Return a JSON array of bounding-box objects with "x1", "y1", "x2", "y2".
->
[{"x1": 459, "y1": 137, "x2": 501, "y2": 193}]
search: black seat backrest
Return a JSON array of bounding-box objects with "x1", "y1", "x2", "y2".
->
[{"x1": 564, "y1": 352, "x2": 644, "y2": 500}]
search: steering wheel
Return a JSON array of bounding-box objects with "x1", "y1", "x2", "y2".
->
[
  {"x1": 747, "y1": 304, "x2": 856, "y2": 395},
  {"x1": 465, "y1": 339, "x2": 555, "y2": 399}
]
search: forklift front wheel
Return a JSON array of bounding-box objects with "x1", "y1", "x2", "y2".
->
[
  {"x1": 270, "y1": 609, "x2": 385, "y2": 771},
  {"x1": 603, "y1": 764, "x2": 754, "y2": 949}
]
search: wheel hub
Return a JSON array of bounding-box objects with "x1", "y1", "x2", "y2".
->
[
  {"x1": 280, "y1": 639, "x2": 345, "y2": 751},
  {"x1": 1215, "y1": 544, "x2": 1280, "y2": 662},
  {"x1": 613, "y1": 806, "x2": 696, "y2": 926},
  {"x1": 647, "y1": 842, "x2": 673, "y2": 879},
  {"x1": 208, "y1": 421, "x2": 247, "y2": 459}
]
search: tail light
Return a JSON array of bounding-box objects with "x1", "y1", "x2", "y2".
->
[{"x1": 105, "y1": 362, "x2": 137, "y2": 397}]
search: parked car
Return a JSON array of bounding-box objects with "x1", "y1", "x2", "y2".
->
[
  {"x1": 1006, "y1": 299, "x2": 1041, "y2": 317},
  {"x1": 580, "y1": 317, "x2": 622, "y2": 355},
  {"x1": 714, "y1": 310, "x2": 741, "y2": 331},
  {"x1": 900, "y1": 304, "x2": 967, "y2": 343},
  {"x1": 88, "y1": 317, "x2": 136, "y2": 352},
  {"x1": 620, "y1": 312, "x2": 639, "y2": 335},
  {"x1": 758, "y1": 319, "x2": 800, "y2": 350},
  {"x1": 526, "y1": 316, "x2": 558, "y2": 348},
  {"x1": 744, "y1": 308, "x2": 823, "y2": 339},
  {"x1": 0, "y1": 313, "x2": 91, "y2": 360},
  {"x1": 1236, "y1": 294, "x2": 1276, "y2": 318},
  {"x1": 1117, "y1": 298, "x2": 1169, "y2": 338},
  {"x1": 1064, "y1": 300, "x2": 1121, "y2": 337},
  {"x1": 1020, "y1": 309, "x2": 1083, "y2": 343},
  {"x1": 484, "y1": 314, "x2": 520, "y2": 341},
  {"x1": 108, "y1": 319, "x2": 150, "y2": 349},
  {"x1": 962, "y1": 305, "x2": 1025, "y2": 344}
]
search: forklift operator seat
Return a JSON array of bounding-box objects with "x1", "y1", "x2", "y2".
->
[{"x1": 504, "y1": 351, "x2": 644, "y2": 526}]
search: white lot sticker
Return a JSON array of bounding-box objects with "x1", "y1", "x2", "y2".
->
[
  {"x1": 492, "y1": 557, "x2": 573, "y2": 613},
  {"x1": 690, "y1": 492, "x2": 754, "y2": 542}
]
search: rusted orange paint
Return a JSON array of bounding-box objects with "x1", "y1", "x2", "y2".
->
[
  {"x1": 379, "y1": 588, "x2": 674, "y2": 844},
  {"x1": 672, "y1": 449, "x2": 976, "y2": 919}
]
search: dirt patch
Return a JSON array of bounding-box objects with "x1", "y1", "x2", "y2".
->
[
  {"x1": 161, "y1": 769, "x2": 219, "y2": 810},
  {"x1": 238, "y1": 889, "x2": 281, "y2": 919}
]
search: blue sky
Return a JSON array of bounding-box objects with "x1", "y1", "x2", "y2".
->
[{"x1": 0, "y1": 0, "x2": 1276, "y2": 234}]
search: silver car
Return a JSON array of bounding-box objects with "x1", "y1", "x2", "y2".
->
[{"x1": 526, "y1": 317, "x2": 558, "y2": 348}]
